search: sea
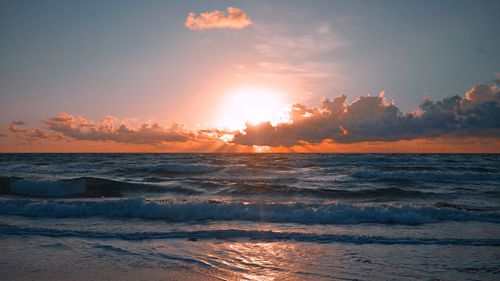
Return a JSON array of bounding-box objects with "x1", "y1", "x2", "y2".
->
[{"x1": 0, "y1": 153, "x2": 499, "y2": 280}]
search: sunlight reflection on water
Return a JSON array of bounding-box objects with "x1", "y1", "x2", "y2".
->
[{"x1": 224, "y1": 242, "x2": 299, "y2": 280}]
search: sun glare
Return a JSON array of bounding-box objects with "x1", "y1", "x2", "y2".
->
[{"x1": 217, "y1": 86, "x2": 290, "y2": 130}]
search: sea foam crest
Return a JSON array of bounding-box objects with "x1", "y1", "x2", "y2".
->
[{"x1": 0, "y1": 198, "x2": 498, "y2": 225}]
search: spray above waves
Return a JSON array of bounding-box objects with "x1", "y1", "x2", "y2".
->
[{"x1": 0, "y1": 198, "x2": 498, "y2": 225}]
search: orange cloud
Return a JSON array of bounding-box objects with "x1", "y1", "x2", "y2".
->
[
  {"x1": 42, "y1": 113, "x2": 196, "y2": 145},
  {"x1": 185, "y1": 7, "x2": 252, "y2": 30},
  {"x1": 464, "y1": 83, "x2": 499, "y2": 104},
  {"x1": 1, "y1": 81, "x2": 499, "y2": 153}
]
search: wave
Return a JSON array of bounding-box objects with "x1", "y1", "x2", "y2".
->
[
  {"x1": 144, "y1": 164, "x2": 218, "y2": 174},
  {"x1": 0, "y1": 177, "x2": 198, "y2": 198},
  {"x1": 2, "y1": 176, "x2": 434, "y2": 200},
  {"x1": 433, "y1": 202, "x2": 500, "y2": 212},
  {"x1": 1, "y1": 224, "x2": 498, "y2": 246},
  {"x1": 221, "y1": 184, "x2": 433, "y2": 199},
  {"x1": 352, "y1": 171, "x2": 500, "y2": 181},
  {"x1": 0, "y1": 198, "x2": 498, "y2": 225}
]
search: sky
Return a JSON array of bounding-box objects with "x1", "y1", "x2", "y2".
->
[{"x1": 0, "y1": 0, "x2": 499, "y2": 152}]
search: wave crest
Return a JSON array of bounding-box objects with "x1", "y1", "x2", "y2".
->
[{"x1": 0, "y1": 198, "x2": 498, "y2": 225}]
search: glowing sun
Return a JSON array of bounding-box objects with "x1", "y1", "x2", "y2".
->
[{"x1": 217, "y1": 86, "x2": 290, "y2": 130}]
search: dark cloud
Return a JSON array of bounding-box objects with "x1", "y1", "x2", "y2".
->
[
  {"x1": 3, "y1": 81, "x2": 499, "y2": 149},
  {"x1": 11, "y1": 121, "x2": 25, "y2": 126},
  {"x1": 43, "y1": 113, "x2": 196, "y2": 145},
  {"x1": 7, "y1": 121, "x2": 50, "y2": 144},
  {"x1": 233, "y1": 82, "x2": 500, "y2": 146}
]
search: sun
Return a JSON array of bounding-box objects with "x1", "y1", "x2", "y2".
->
[{"x1": 216, "y1": 86, "x2": 290, "y2": 130}]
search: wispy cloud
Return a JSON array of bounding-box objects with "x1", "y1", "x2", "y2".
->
[
  {"x1": 185, "y1": 7, "x2": 252, "y2": 30},
  {"x1": 233, "y1": 22, "x2": 348, "y2": 99}
]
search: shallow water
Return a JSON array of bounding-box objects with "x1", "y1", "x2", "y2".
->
[{"x1": 1, "y1": 153, "x2": 499, "y2": 280}]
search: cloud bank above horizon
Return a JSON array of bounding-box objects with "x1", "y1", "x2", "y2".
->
[
  {"x1": 2, "y1": 80, "x2": 499, "y2": 152},
  {"x1": 233, "y1": 82, "x2": 500, "y2": 146}
]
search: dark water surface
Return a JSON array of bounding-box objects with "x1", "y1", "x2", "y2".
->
[{"x1": 1, "y1": 154, "x2": 499, "y2": 280}]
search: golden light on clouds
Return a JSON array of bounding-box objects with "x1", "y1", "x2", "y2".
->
[
  {"x1": 215, "y1": 86, "x2": 290, "y2": 131},
  {"x1": 185, "y1": 7, "x2": 252, "y2": 30},
  {"x1": 1, "y1": 81, "x2": 499, "y2": 152}
]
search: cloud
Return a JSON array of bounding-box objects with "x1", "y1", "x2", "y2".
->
[
  {"x1": 234, "y1": 22, "x2": 347, "y2": 99},
  {"x1": 7, "y1": 121, "x2": 51, "y2": 144},
  {"x1": 2, "y1": 80, "x2": 499, "y2": 152},
  {"x1": 463, "y1": 83, "x2": 499, "y2": 105},
  {"x1": 43, "y1": 113, "x2": 196, "y2": 145},
  {"x1": 233, "y1": 82, "x2": 500, "y2": 146},
  {"x1": 185, "y1": 7, "x2": 252, "y2": 30}
]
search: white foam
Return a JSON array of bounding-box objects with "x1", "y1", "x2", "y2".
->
[{"x1": 0, "y1": 198, "x2": 498, "y2": 225}]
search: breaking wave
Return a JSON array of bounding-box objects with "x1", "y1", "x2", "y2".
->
[{"x1": 0, "y1": 198, "x2": 498, "y2": 225}]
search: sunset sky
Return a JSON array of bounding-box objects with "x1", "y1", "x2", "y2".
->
[{"x1": 1, "y1": 0, "x2": 499, "y2": 152}]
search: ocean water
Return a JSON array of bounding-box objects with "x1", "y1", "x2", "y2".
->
[{"x1": 0, "y1": 153, "x2": 499, "y2": 280}]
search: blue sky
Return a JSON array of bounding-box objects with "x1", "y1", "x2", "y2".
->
[{"x1": 1, "y1": 0, "x2": 499, "y2": 132}]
